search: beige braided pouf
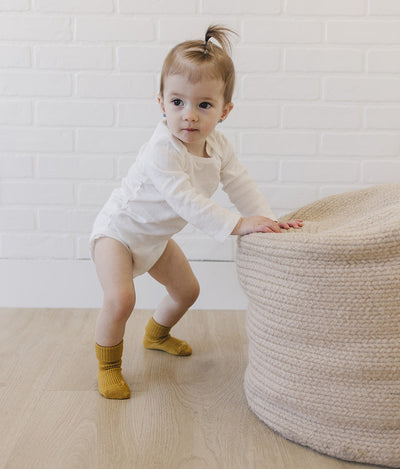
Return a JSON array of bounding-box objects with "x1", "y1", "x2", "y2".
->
[{"x1": 236, "y1": 184, "x2": 400, "y2": 468}]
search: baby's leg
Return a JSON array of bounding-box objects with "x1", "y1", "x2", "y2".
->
[
  {"x1": 94, "y1": 237, "x2": 135, "y2": 399},
  {"x1": 143, "y1": 239, "x2": 200, "y2": 356}
]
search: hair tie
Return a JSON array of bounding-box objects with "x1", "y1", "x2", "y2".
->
[{"x1": 203, "y1": 34, "x2": 211, "y2": 53}]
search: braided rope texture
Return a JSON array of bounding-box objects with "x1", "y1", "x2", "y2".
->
[{"x1": 236, "y1": 184, "x2": 400, "y2": 467}]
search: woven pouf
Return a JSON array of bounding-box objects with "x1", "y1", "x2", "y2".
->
[{"x1": 236, "y1": 184, "x2": 400, "y2": 468}]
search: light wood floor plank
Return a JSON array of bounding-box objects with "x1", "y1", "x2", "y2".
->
[{"x1": 0, "y1": 309, "x2": 385, "y2": 469}]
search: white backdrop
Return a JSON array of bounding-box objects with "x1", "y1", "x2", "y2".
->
[{"x1": 1, "y1": 0, "x2": 399, "y2": 307}]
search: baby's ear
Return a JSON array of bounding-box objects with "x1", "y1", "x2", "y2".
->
[
  {"x1": 157, "y1": 94, "x2": 165, "y2": 112},
  {"x1": 222, "y1": 102, "x2": 234, "y2": 119}
]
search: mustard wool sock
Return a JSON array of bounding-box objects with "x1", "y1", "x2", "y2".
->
[
  {"x1": 143, "y1": 317, "x2": 192, "y2": 356},
  {"x1": 95, "y1": 341, "x2": 131, "y2": 400}
]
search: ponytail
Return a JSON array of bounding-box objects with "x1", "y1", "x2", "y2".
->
[
  {"x1": 203, "y1": 24, "x2": 237, "y2": 55},
  {"x1": 160, "y1": 24, "x2": 237, "y2": 104}
]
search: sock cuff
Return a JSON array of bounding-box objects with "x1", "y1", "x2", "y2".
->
[
  {"x1": 95, "y1": 340, "x2": 123, "y2": 362},
  {"x1": 145, "y1": 317, "x2": 171, "y2": 339}
]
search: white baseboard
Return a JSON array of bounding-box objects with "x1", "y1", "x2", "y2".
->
[{"x1": 0, "y1": 259, "x2": 248, "y2": 310}]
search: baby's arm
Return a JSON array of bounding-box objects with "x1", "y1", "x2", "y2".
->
[
  {"x1": 146, "y1": 145, "x2": 240, "y2": 242},
  {"x1": 219, "y1": 137, "x2": 277, "y2": 220},
  {"x1": 218, "y1": 135, "x2": 303, "y2": 235}
]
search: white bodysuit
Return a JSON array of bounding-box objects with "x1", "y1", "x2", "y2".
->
[{"x1": 90, "y1": 120, "x2": 276, "y2": 277}]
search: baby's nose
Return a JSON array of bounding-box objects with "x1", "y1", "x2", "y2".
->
[{"x1": 183, "y1": 107, "x2": 198, "y2": 121}]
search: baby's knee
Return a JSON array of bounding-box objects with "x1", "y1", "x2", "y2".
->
[
  {"x1": 182, "y1": 279, "x2": 200, "y2": 307},
  {"x1": 192, "y1": 280, "x2": 200, "y2": 303},
  {"x1": 104, "y1": 288, "x2": 135, "y2": 322}
]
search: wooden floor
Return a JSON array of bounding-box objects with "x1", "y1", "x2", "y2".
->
[{"x1": 0, "y1": 308, "x2": 386, "y2": 469}]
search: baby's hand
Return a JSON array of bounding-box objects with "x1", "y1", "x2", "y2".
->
[
  {"x1": 278, "y1": 219, "x2": 303, "y2": 230},
  {"x1": 231, "y1": 216, "x2": 282, "y2": 235}
]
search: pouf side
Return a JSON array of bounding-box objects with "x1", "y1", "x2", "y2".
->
[{"x1": 237, "y1": 184, "x2": 400, "y2": 468}]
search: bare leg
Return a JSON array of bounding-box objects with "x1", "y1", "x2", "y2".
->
[
  {"x1": 93, "y1": 237, "x2": 134, "y2": 399},
  {"x1": 142, "y1": 239, "x2": 200, "y2": 356},
  {"x1": 94, "y1": 237, "x2": 136, "y2": 346},
  {"x1": 148, "y1": 239, "x2": 200, "y2": 328}
]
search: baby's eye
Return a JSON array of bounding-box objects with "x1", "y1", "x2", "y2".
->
[
  {"x1": 199, "y1": 102, "x2": 212, "y2": 109},
  {"x1": 172, "y1": 99, "x2": 183, "y2": 106}
]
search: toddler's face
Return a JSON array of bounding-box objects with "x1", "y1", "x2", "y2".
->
[{"x1": 159, "y1": 73, "x2": 233, "y2": 157}]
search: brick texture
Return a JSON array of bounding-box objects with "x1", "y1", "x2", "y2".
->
[{"x1": 1, "y1": 1, "x2": 399, "y2": 261}]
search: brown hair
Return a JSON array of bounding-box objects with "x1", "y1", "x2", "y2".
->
[{"x1": 159, "y1": 25, "x2": 237, "y2": 104}]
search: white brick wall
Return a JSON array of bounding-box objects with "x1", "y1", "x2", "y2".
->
[{"x1": 1, "y1": 0, "x2": 400, "y2": 264}]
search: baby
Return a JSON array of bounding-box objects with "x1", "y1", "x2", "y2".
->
[{"x1": 90, "y1": 25, "x2": 302, "y2": 399}]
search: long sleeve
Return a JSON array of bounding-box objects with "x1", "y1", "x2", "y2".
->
[
  {"x1": 219, "y1": 137, "x2": 277, "y2": 220},
  {"x1": 145, "y1": 142, "x2": 240, "y2": 242}
]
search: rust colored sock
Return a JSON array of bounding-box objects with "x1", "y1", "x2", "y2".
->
[
  {"x1": 143, "y1": 317, "x2": 192, "y2": 356},
  {"x1": 95, "y1": 341, "x2": 131, "y2": 399}
]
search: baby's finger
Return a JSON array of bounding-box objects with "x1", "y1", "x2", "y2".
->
[
  {"x1": 267, "y1": 223, "x2": 282, "y2": 233},
  {"x1": 288, "y1": 219, "x2": 303, "y2": 228}
]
